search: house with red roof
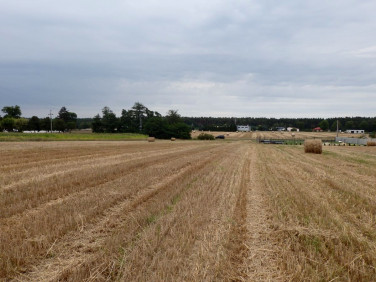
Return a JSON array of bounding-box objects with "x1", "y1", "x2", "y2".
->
[{"x1": 313, "y1": 127, "x2": 322, "y2": 132}]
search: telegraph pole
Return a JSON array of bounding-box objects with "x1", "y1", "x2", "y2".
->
[
  {"x1": 336, "y1": 119, "x2": 339, "y2": 138},
  {"x1": 48, "y1": 110, "x2": 53, "y2": 132}
]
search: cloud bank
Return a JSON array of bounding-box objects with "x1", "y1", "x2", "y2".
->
[{"x1": 0, "y1": 0, "x2": 375, "y2": 117}]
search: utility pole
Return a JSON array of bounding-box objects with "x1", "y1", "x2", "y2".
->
[
  {"x1": 49, "y1": 110, "x2": 53, "y2": 132},
  {"x1": 336, "y1": 119, "x2": 339, "y2": 138},
  {"x1": 139, "y1": 115, "x2": 142, "y2": 132}
]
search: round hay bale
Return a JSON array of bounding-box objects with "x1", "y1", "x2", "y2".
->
[
  {"x1": 147, "y1": 137, "x2": 155, "y2": 142},
  {"x1": 304, "y1": 139, "x2": 322, "y2": 154},
  {"x1": 171, "y1": 137, "x2": 176, "y2": 141},
  {"x1": 367, "y1": 141, "x2": 376, "y2": 146}
]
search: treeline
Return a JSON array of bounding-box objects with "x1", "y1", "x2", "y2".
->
[
  {"x1": 0, "y1": 103, "x2": 191, "y2": 139},
  {"x1": 0, "y1": 105, "x2": 77, "y2": 132},
  {"x1": 183, "y1": 117, "x2": 376, "y2": 132},
  {"x1": 91, "y1": 103, "x2": 191, "y2": 139},
  {"x1": 2, "y1": 104, "x2": 376, "y2": 135}
]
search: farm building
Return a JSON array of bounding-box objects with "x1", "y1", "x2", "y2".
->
[
  {"x1": 346, "y1": 129, "x2": 365, "y2": 134},
  {"x1": 313, "y1": 127, "x2": 323, "y2": 132},
  {"x1": 276, "y1": 127, "x2": 285, "y2": 131},
  {"x1": 236, "y1": 125, "x2": 251, "y2": 132},
  {"x1": 287, "y1": 127, "x2": 300, "y2": 132}
]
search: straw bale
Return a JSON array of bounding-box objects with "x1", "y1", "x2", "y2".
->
[
  {"x1": 147, "y1": 137, "x2": 155, "y2": 142},
  {"x1": 304, "y1": 139, "x2": 322, "y2": 154}
]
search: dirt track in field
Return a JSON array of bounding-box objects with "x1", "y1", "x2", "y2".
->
[{"x1": 1, "y1": 140, "x2": 376, "y2": 281}]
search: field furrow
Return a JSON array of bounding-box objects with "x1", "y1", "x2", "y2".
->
[
  {"x1": 220, "y1": 151, "x2": 250, "y2": 280},
  {"x1": 244, "y1": 146, "x2": 284, "y2": 281}
]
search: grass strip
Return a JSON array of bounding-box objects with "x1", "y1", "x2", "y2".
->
[{"x1": 0, "y1": 133, "x2": 147, "y2": 141}]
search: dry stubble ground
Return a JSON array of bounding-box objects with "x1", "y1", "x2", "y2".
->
[{"x1": 0, "y1": 140, "x2": 375, "y2": 281}]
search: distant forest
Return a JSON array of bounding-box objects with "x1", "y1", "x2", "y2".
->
[
  {"x1": 1, "y1": 104, "x2": 376, "y2": 134},
  {"x1": 181, "y1": 116, "x2": 376, "y2": 132},
  {"x1": 80, "y1": 114, "x2": 376, "y2": 133}
]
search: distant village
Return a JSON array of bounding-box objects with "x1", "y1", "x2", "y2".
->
[{"x1": 235, "y1": 125, "x2": 364, "y2": 134}]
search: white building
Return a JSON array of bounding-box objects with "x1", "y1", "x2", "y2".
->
[
  {"x1": 287, "y1": 127, "x2": 300, "y2": 132},
  {"x1": 346, "y1": 129, "x2": 364, "y2": 134},
  {"x1": 276, "y1": 127, "x2": 285, "y2": 131},
  {"x1": 237, "y1": 125, "x2": 251, "y2": 132}
]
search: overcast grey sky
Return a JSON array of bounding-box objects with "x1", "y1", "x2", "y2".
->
[{"x1": 0, "y1": 0, "x2": 375, "y2": 118}]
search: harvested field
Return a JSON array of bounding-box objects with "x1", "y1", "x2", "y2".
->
[{"x1": 1, "y1": 141, "x2": 376, "y2": 281}]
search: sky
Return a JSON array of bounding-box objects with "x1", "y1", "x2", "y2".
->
[{"x1": 0, "y1": 0, "x2": 375, "y2": 118}]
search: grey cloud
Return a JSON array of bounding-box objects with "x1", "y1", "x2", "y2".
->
[{"x1": 0, "y1": 0, "x2": 375, "y2": 117}]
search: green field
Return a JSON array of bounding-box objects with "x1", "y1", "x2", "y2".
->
[{"x1": 0, "y1": 132, "x2": 148, "y2": 141}]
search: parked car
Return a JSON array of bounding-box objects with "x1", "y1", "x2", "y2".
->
[{"x1": 215, "y1": 135, "x2": 225, "y2": 139}]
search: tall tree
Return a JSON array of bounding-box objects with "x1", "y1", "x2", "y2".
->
[
  {"x1": 144, "y1": 117, "x2": 170, "y2": 139},
  {"x1": 40, "y1": 117, "x2": 52, "y2": 131},
  {"x1": 319, "y1": 119, "x2": 329, "y2": 131},
  {"x1": 165, "y1": 110, "x2": 181, "y2": 125},
  {"x1": 54, "y1": 119, "x2": 66, "y2": 132},
  {"x1": 131, "y1": 102, "x2": 147, "y2": 131},
  {"x1": 143, "y1": 109, "x2": 191, "y2": 139},
  {"x1": 168, "y1": 122, "x2": 191, "y2": 139},
  {"x1": 2, "y1": 105, "x2": 21, "y2": 119},
  {"x1": 57, "y1": 106, "x2": 77, "y2": 131},
  {"x1": 101, "y1": 107, "x2": 118, "y2": 133},
  {"x1": 58, "y1": 107, "x2": 69, "y2": 120},
  {"x1": 91, "y1": 114, "x2": 103, "y2": 133},
  {"x1": 14, "y1": 118, "x2": 29, "y2": 132},
  {"x1": 1, "y1": 118, "x2": 15, "y2": 131},
  {"x1": 28, "y1": 116, "x2": 41, "y2": 131},
  {"x1": 119, "y1": 109, "x2": 136, "y2": 133},
  {"x1": 58, "y1": 107, "x2": 77, "y2": 122},
  {"x1": 66, "y1": 122, "x2": 76, "y2": 132}
]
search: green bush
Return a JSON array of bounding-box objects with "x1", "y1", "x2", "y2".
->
[
  {"x1": 144, "y1": 117, "x2": 191, "y2": 139},
  {"x1": 1, "y1": 117, "x2": 15, "y2": 132},
  {"x1": 197, "y1": 133, "x2": 215, "y2": 140}
]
